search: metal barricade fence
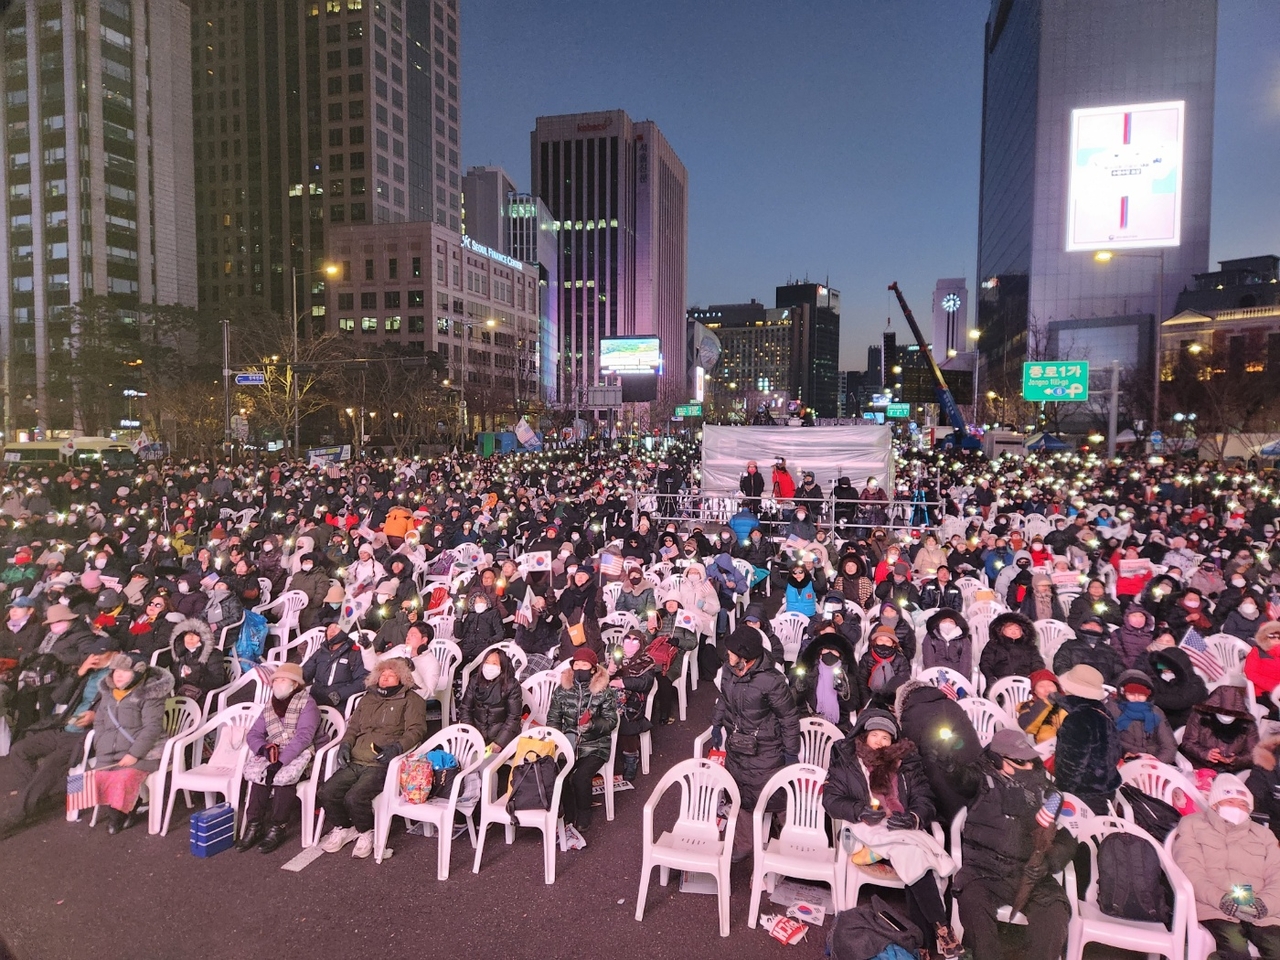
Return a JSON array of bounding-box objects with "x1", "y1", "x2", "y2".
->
[{"x1": 638, "y1": 492, "x2": 942, "y2": 538}]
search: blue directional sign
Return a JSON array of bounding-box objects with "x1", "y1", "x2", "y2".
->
[{"x1": 234, "y1": 372, "x2": 266, "y2": 386}]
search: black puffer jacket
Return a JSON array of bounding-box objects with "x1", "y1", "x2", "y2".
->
[
  {"x1": 1053, "y1": 695, "x2": 1122, "y2": 813},
  {"x1": 710, "y1": 652, "x2": 801, "y2": 806},
  {"x1": 302, "y1": 634, "x2": 370, "y2": 709},
  {"x1": 1052, "y1": 624, "x2": 1124, "y2": 685},
  {"x1": 454, "y1": 607, "x2": 504, "y2": 663},
  {"x1": 894, "y1": 679, "x2": 983, "y2": 822},
  {"x1": 978, "y1": 612, "x2": 1045, "y2": 687},
  {"x1": 457, "y1": 650, "x2": 523, "y2": 748},
  {"x1": 1140, "y1": 645, "x2": 1208, "y2": 730},
  {"x1": 789, "y1": 630, "x2": 857, "y2": 734},
  {"x1": 822, "y1": 710, "x2": 936, "y2": 826}
]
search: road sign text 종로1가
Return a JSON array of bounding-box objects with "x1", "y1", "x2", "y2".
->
[{"x1": 1022, "y1": 361, "x2": 1089, "y2": 401}]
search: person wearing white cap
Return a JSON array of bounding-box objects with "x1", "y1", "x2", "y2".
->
[
  {"x1": 1052, "y1": 664, "x2": 1122, "y2": 814},
  {"x1": 1173, "y1": 772, "x2": 1280, "y2": 959}
]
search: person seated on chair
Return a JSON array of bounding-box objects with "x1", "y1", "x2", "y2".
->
[
  {"x1": 1052, "y1": 664, "x2": 1121, "y2": 815},
  {"x1": 824, "y1": 709, "x2": 962, "y2": 959},
  {"x1": 1105, "y1": 668, "x2": 1177, "y2": 764},
  {"x1": 318, "y1": 658, "x2": 427, "y2": 860},
  {"x1": 894, "y1": 678, "x2": 983, "y2": 825},
  {"x1": 1249, "y1": 732, "x2": 1280, "y2": 844},
  {"x1": 1244, "y1": 621, "x2": 1280, "y2": 721},
  {"x1": 870, "y1": 599, "x2": 917, "y2": 661},
  {"x1": 979, "y1": 612, "x2": 1045, "y2": 690},
  {"x1": 459, "y1": 647, "x2": 523, "y2": 759},
  {"x1": 168, "y1": 617, "x2": 225, "y2": 702},
  {"x1": 920, "y1": 609, "x2": 974, "y2": 681},
  {"x1": 1052, "y1": 614, "x2": 1123, "y2": 686},
  {"x1": 606, "y1": 629, "x2": 658, "y2": 783},
  {"x1": 1182, "y1": 684, "x2": 1260, "y2": 776},
  {"x1": 854, "y1": 625, "x2": 910, "y2": 711},
  {"x1": 1015, "y1": 669, "x2": 1069, "y2": 746},
  {"x1": 302, "y1": 623, "x2": 369, "y2": 711},
  {"x1": 614, "y1": 567, "x2": 656, "y2": 621},
  {"x1": 545, "y1": 646, "x2": 618, "y2": 851},
  {"x1": 372, "y1": 595, "x2": 425, "y2": 653},
  {"x1": 1174, "y1": 772, "x2": 1280, "y2": 960},
  {"x1": 238, "y1": 662, "x2": 320, "y2": 855},
  {"x1": 454, "y1": 588, "x2": 505, "y2": 665},
  {"x1": 953, "y1": 727, "x2": 1077, "y2": 960},
  {"x1": 90, "y1": 653, "x2": 175, "y2": 835},
  {"x1": 789, "y1": 628, "x2": 857, "y2": 735}
]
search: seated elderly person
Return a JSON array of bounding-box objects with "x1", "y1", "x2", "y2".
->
[
  {"x1": 318, "y1": 658, "x2": 427, "y2": 860},
  {"x1": 1173, "y1": 773, "x2": 1280, "y2": 960}
]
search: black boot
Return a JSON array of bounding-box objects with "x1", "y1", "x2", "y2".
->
[
  {"x1": 257, "y1": 823, "x2": 288, "y2": 854},
  {"x1": 104, "y1": 808, "x2": 134, "y2": 835},
  {"x1": 621, "y1": 752, "x2": 639, "y2": 783},
  {"x1": 235, "y1": 820, "x2": 264, "y2": 852}
]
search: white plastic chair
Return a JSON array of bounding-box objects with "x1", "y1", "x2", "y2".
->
[
  {"x1": 770, "y1": 611, "x2": 809, "y2": 664},
  {"x1": 601, "y1": 609, "x2": 642, "y2": 633},
  {"x1": 635, "y1": 758, "x2": 741, "y2": 937},
  {"x1": 956, "y1": 577, "x2": 984, "y2": 611},
  {"x1": 201, "y1": 662, "x2": 275, "y2": 722},
  {"x1": 674, "y1": 644, "x2": 696, "y2": 722},
  {"x1": 426, "y1": 637, "x2": 463, "y2": 722},
  {"x1": 296, "y1": 705, "x2": 346, "y2": 848},
  {"x1": 256, "y1": 577, "x2": 273, "y2": 607},
  {"x1": 373, "y1": 723, "x2": 486, "y2": 876},
  {"x1": 521, "y1": 669, "x2": 559, "y2": 728},
  {"x1": 161, "y1": 701, "x2": 264, "y2": 836},
  {"x1": 1034, "y1": 617, "x2": 1073, "y2": 660},
  {"x1": 1117, "y1": 757, "x2": 1207, "y2": 814},
  {"x1": 1065, "y1": 816, "x2": 1194, "y2": 960},
  {"x1": 639, "y1": 684, "x2": 657, "y2": 775},
  {"x1": 458, "y1": 641, "x2": 528, "y2": 699},
  {"x1": 425, "y1": 612, "x2": 455, "y2": 641},
  {"x1": 967, "y1": 599, "x2": 1007, "y2": 624},
  {"x1": 472, "y1": 726, "x2": 575, "y2": 885},
  {"x1": 601, "y1": 581, "x2": 623, "y2": 613},
  {"x1": 837, "y1": 815, "x2": 948, "y2": 910},
  {"x1": 958, "y1": 696, "x2": 1014, "y2": 747},
  {"x1": 747, "y1": 763, "x2": 838, "y2": 928},
  {"x1": 265, "y1": 625, "x2": 325, "y2": 665},
  {"x1": 216, "y1": 612, "x2": 246, "y2": 652},
  {"x1": 1205, "y1": 632, "x2": 1249, "y2": 675},
  {"x1": 988, "y1": 675, "x2": 1031, "y2": 716},
  {"x1": 916, "y1": 666, "x2": 974, "y2": 699},
  {"x1": 253, "y1": 589, "x2": 308, "y2": 648},
  {"x1": 797, "y1": 716, "x2": 843, "y2": 769}
]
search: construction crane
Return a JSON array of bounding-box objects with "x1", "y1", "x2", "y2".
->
[{"x1": 887, "y1": 282, "x2": 979, "y2": 451}]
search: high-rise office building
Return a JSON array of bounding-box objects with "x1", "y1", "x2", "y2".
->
[
  {"x1": 461, "y1": 165, "x2": 516, "y2": 252},
  {"x1": 507, "y1": 192, "x2": 559, "y2": 405},
  {"x1": 189, "y1": 0, "x2": 460, "y2": 321},
  {"x1": 976, "y1": 0, "x2": 1216, "y2": 377},
  {"x1": 776, "y1": 282, "x2": 840, "y2": 418},
  {"x1": 932, "y1": 278, "x2": 969, "y2": 360},
  {"x1": 688, "y1": 301, "x2": 803, "y2": 415},
  {"x1": 0, "y1": 0, "x2": 196, "y2": 432},
  {"x1": 530, "y1": 110, "x2": 688, "y2": 406}
]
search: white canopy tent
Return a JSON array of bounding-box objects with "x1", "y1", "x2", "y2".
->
[{"x1": 699, "y1": 425, "x2": 894, "y2": 499}]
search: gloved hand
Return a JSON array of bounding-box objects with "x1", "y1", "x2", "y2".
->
[
  {"x1": 1251, "y1": 898, "x2": 1269, "y2": 920},
  {"x1": 265, "y1": 761, "x2": 283, "y2": 786},
  {"x1": 375, "y1": 742, "x2": 404, "y2": 762},
  {"x1": 859, "y1": 808, "x2": 886, "y2": 825},
  {"x1": 335, "y1": 743, "x2": 352, "y2": 769},
  {"x1": 783, "y1": 753, "x2": 799, "y2": 767},
  {"x1": 1023, "y1": 858, "x2": 1049, "y2": 881},
  {"x1": 886, "y1": 812, "x2": 918, "y2": 831},
  {"x1": 327, "y1": 690, "x2": 341, "y2": 707},
  {"x1": 709, "y1": 725, "x2": 724, "y2": 750},
  {"x1": 1219, "y1": 893, "x2": 1241, "y2": 919},
  {"x1": 256, "y1": 745, "x2": 272, "y2": 758}
]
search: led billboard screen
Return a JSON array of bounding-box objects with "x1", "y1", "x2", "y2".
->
[
  {"x1": 600, "y1": 336, "x2": 662, "y2": 374},
  {"x1": 1066, "y1": 100, "x2": 1184, "y2": 251}
]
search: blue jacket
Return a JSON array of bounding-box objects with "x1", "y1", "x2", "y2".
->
[
  {"x1": 983, "y1": 546, "x2": 1016, "y2": 582},
  {"x1": 728, "y1": 510, "x2": 760, "y2": 542},
  {"x1": 785, "y1": 580, "x2": 818, "y2": 617}
]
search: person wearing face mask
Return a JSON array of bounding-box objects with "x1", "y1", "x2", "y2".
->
[
  {"x1": 1244, "y1": 622, "x2": 1280, "y2": 721},
  {"x1": 979, "y1": 612, "x2": 1046, "y2": 689},
  {"x1": 784, "y1": 563, "x2": 819, "y2": 619},
  {"x1": 1183, "y1": 684, "x2": 1260, "y2": 775},
  {"x1": 90, "y1": 653, "x2": 175, "y2": 835},
  {"x1": 458, "y1": 648, "x2": 523, "y2": 759},
  {"x1": 319, "y1": 658, "x2": 427, "y2": 859},
  {"x1": 302, "y1": 624, "x2": 370, "y2": 711},
  {"x1": 167, "y1": 618, "x2": 225, "y2": 701},
  {"x1": 670, "y1": 561, "x2": 719, "y2": 639},
  {"x1": 875, "y1": 560, "x2": 922, "y2": 612},
  {"x1": 856, "y1": 625, "x2": 912, "y2": 710},
  {"x1": 605, "y1": 629, "x2": 657, "y2": 783},
  {"x1": 239, "y1": 662, "x2": 321, "y2": 854},
  {"x1": 614, "y1": 567, "x2": 656, "y2": 620},
  {"x1": 372, "y1": 595, "x2": 424, "y2": 653},
  {"x1": 1067, "y1": 577, "x2": 1122, "y2": 630},
  {"x1": 872, "y1": 599, "x2": 917, "y2": 661},
  {"x1": 734, "y1": 527, "x2": 776, "y2": 587},
  {"x1": 454, "y1": 588, "x2": 505, "y2": 664},
  {"x1": 1106, "y1": 669, "x2": 1177, "y2": 764},
  {"x1": 953, "y1": 728, "x2": 1077, "y2": 960},
  {"x1": 11, "y1": 604, "x2": 103, "y2": 733},
  {"x1": 291, "y1": 552, "x2": 332, "y2": 633},
  {"x1": 710, "y1": 624, "x2": 800, "y2": 861},
  {"x1": 170, "y1": 572, "x2": 206, "y2": 618},
  {"x1": 1112, "y1": 604, "x2": 1156, "y2": 670},
  {"x1": 202, "y1": 578, "x2": 243, "y2": 639},
  {"x1": 1221, "y1": 591, "x2": 1266, "y2": 641},
  {"x1": 921, "y1": 609, "x2": 975, "y2": 680},
  {"x1": 1, "y1": 596, "x2": 44, "y2": 683},
  {"x1": 1174, "y1": 773, "x2": 1280, "y2": 959},
  {"x1": 790, "y1": 630, "x2": 857, "y2": 734},
  {"x1": 1052, "y1": 615, "x2": 1123, "y2": 685},
  {"x1": 738, "y1": 461, "x2": 765, "y2": 517},
  {"x1": 1015, "y1": 669, "x2": 1069, "y2": 746},
  {"x1": 857, "y1": 475, "x2": 889, "y2": 533},
  {"x1": 1168, "y1": 587, "x2": 1215, "y2": 637},
  {"x1": 545, "y1": 647, "x2": 618, "y2": 850}
]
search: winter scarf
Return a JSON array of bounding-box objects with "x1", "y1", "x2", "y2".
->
[
  {"x1": 869, "y1": 648, "x2": 898, "y2": 692},
  {"x1": 855, "y1": 737, "x2": 915, "y2": 798},
  {"x1": 815, "y1": 661, "x2": 841, "y2": 725},
  {"x1": 1115, "y1": 698, "x2": 1160, "y2": 735}
]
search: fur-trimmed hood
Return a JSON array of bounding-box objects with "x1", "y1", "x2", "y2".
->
[
  {"x1": 988, "y1": 610, "x2": 1038, "y2": 645},
  {"x1": 559, "y1": 663, "x2": 610, "y2": 694},
  {"x1": 169, "y1": 616, "x2": 216, "y2": 664},
  {"x1": 925, "y1": 608, "x2": 971, "y2": 639},
  {"x1": 365, "y1": 656, "x2": 416, "y2": 689},
  {"x1": 893, "y1": 678, "x2": 943, "y2": 721},
  {"x1": 1253, "y1": 734, "x2": 1280, "y2": 772}
]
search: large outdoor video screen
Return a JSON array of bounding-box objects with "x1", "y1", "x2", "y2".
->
[
  {"x1": 1066, "y1": 100, "x2": 1184, "y2": 251},
  {"x1": 599, "y1": 336, "x2": 662, "y2": 374}
]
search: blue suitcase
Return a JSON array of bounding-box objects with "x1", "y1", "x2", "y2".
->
[{"x1": 190, "y1": 802, "x2": 236, "y2": 858}]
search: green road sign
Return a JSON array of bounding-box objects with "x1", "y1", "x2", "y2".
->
[
  {"x1": 674, "y1": 404, "x2": 702, "y2": 417},
  {"x1": 885, "y1": 402, "x2": 911, "y2": 419},
  {"x1": 1022, "y1": 361, "x2": 1089, "y2": 401}
]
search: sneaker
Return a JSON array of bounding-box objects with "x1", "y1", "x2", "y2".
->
[
  {"x1": 351, "y1": 829, "x2": 375, "y2": 859},
  {"x1": 563, "y1": 824, "x2": 587, "y2": 850},
  {"x1": 319, "y1": 825, "x2": 360, "y2": 854}
]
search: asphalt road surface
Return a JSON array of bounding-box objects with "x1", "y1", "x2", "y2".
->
[{"x1": 0, "y1": 672, "x2": 1148, "y2": 960}]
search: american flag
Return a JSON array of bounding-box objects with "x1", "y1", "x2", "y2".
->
[
  {"x1": 1036, "y1": 792, "x2": 1064, "y2": 828},
  {"x1": 599, "y1": 553, "x2": 624, "y2": 577},
  {"x1": 514, "y1": 591, "x2": 533, "y2": 627},
  {"x1": 936, "y1": 677, "x2": 966, "y2": 700},
  {"x1": 1181, "y1": 627, "x2": 1224, "y2": 682},
  {"x1": 66, "y1": 768, "x2": 97, "y2": 813}
]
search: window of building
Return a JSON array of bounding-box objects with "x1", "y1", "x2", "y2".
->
[
  {"x1": 339, "y1": 316, "x2": 355, "y2": 332},
  {"x1": 349, "y1": 100, "x2": 364, "y2": 119},
  {"x1": 329, "y1": 128, "x2": 343, "y2": 146},
  {"x1": 384, "y1": 290, "x2": 400, "y2": 308},
  {"x1": 330, "y1": 204, "x2": 345, "y2": 222},
  {"x1": 437, "y1": 317, "x2": 450, "y2": 334},
  {"x1": 408, "y1": 290, "x2": 424, "y2": 307},
  {"x1": 338, "y1": 292, "x2": 354, "y2": 310},
  {"x1": 385, "y1": 315, "x2": 401, "y2": 332},
  {"x1": 411, "y1": 256, "x2": 421, "y2": 278},
  {"x1": 347, "y1": 47, "x2": 363, "y2": 67},
  {"x1": 388, "y1": 257, "x2": 398, "y2": 279},
  {"x1": 327, "y1": 50, "x2": 342, "y2": 69},
  {"x1": 349, "y1": 126, "x2": 364, "y2": 144},
  {"x1": 328, "y1": 102, "x2": 343, "y2": 121},
  {"x1": 361, "y1": 316, "x2": 378, "y2": 332},
  {"x1": 361, "y1": 291, "x2": 377, "y2": 308},
  {"x1": 409, "y1": 315, "x2": 424, "y2": 334},
  {"x1": 348, "y1": 73, "x2": 363, "y2": 92}
]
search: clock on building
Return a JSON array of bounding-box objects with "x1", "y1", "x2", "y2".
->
[{"x1": 942, "y1": 293, "x2": 961, "y2": 313}]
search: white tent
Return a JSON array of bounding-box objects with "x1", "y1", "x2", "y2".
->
[{"x1": 699, "y1": 425, "x2": 894, "y2": 498}]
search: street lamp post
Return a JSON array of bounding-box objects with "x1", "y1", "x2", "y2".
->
[
  {"x1": 456, "y1": 317, "x2": 496, "y2": 447},
  {"x1": 1093, "y1": 249, "x2": 1165, "y2": 434},
  {"x1": 289, "y1": 262, "x2": 339, "y2": 455}
]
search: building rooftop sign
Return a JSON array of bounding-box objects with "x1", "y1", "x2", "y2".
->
[{"x1": 460, "y1": 234, "x2": 523, "y2": 273}]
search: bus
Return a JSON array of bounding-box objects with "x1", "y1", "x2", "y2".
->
[{"x1": 2, "y1": 437, "x2": 138, "y2": 471}]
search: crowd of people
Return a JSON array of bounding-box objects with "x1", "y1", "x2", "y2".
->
[{"x1": 1, "y1": 441, "x2": 1279, "y2": 958}]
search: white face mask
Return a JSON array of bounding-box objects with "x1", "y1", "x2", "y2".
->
[
  {"x1": 473, "y1": 602, "x2": 487, "y2": 614},
  {"x1": 1217, "y1": 805, "x2": 1250, "y2": 825},
  {"x1": 262, "y1": 542, "x2": 273, "y2": 553},
  {"x1": 94, "y1": 558, "x2": 108, "y2": 569},
  {"x1": 1215, "y1": 714, "x2": 1238, "y2": 725},
  {"x1": 301, "y1": 563, "x2": 313, "y2": 572},
  {"x1": 939, "y1": 623, "x2": 962, "y2": 642},
  {"x1": 178, "y1": 582, "x2": 190, "y2": 594},
  {"x1": 622, "y1": 639, "x2": 641, "y2": 658},
  {"x1": 1241, "y1": 603, "x2": 1259, "y2": 619},
  {"x1": 1184, "y1": 597, "x2": 1200, "y2": 609},
  {"x1": 271, "y1": 681, "x2": 296, "y2": 699},
  {"x1": 480, "y1": 663, "x2": 501, "y2": 681},
  {"x1": 1160, "y1": 670, "x2": 1176, "y2": 682}
]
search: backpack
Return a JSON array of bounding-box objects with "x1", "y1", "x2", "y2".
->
[
  {"x1": 234, "y1": 609, "x2": 268, "y2": 668},
  {"x1": 507, "y1": 753, "x2": 559, "y2": 821},
  {"x1": 1096, "y1": 832, "x2": 1173, "y2": 926},
  {"x1": 828, "y1": 894, "x2": 923, "y2": 960},
  {"x1": 1117, "y1": 784, "x2": 1181, "y2": 842}
]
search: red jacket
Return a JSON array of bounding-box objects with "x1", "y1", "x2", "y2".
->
[
  {"x1": 1246, "y1": 646, "x2": 1280, "y2": 696},
  {"x1": 772, "y1": 467, "x2": 796, "y2": 499}
]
